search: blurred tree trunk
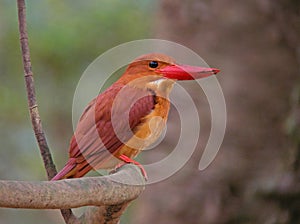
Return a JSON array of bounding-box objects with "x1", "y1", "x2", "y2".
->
[{"x1": 133, "y1": 0, "x2": 300, "y2": 223}]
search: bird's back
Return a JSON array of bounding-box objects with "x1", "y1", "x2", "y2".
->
[{"x1": 63, "y1": 83, "x2": 158, "y2": 178}]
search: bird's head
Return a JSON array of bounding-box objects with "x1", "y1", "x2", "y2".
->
[
  {"x1": 116, "y1": 53, "x2": 220, "y2": 95},
  {"x1": 121, "y1": 53, "x2": 220, "y2": 82}
]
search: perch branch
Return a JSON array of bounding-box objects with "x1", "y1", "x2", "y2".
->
[
  {"x1": 17, "y1": 0, "x2": 77, "y2": 223},
  {"x1": 0, "y1": 165, "x2": 144, "y2": 209}
]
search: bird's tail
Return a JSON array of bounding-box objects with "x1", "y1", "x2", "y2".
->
[{"x1": 51, "y1": 158, "x2": 77, "y2": 181}]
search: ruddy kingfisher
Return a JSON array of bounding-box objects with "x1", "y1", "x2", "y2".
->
[{"x1": 52, "y1": 53, "x2": 219, "y2": 180}]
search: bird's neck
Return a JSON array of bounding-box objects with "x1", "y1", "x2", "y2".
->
[
  {"x1": 116, "y1": 75, "x2": 175, "y2": 99},
  {"x1": 145, "y1": 78, "x2": 175, "y2": 99}
]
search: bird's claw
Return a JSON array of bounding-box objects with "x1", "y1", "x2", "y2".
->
[{"x1": 116, "y1": 155, "x2": 148, "y2": 180}]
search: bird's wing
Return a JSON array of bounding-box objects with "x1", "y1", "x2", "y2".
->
[{"x1": 69, "y1": 83, "x2": 156, "y2": 169}]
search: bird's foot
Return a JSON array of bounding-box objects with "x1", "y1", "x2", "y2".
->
[{"x1": 115, "y1": 155, "x2": 148, "y2": 180}]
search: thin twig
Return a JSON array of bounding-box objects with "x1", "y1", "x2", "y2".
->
[
  {"x1": 16, "y1": 0, "x2": 77, "y2": 223},
  {"x1": 17, "y1": 0, "x2": 56, "y2": 181}
]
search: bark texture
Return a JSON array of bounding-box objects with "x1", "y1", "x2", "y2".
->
[{"x1": 0, "y1": 165, "x2": 144, "y2": 223}]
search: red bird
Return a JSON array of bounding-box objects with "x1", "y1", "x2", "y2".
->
[{"x1": 52, "y1": 53, "x2": 219, "y2": 180}]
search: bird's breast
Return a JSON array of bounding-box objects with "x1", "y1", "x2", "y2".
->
[{"x1": 115, "y1": 95, "x2": 171, "y2": 158}]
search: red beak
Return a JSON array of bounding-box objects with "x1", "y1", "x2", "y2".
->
[{"x1": 156, "y1": 64, "x2": 220, "y2": 80}]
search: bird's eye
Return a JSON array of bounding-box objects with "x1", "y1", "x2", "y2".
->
[{"x1": 149, "y1": 61, "x2": 159, "y2": 68}]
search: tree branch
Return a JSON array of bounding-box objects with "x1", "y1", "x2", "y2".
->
[
  {"x1": 17, "y1": 0, "x2": 56, "y2": 182},
  {"x1": 80, "y1": 204, "x2": 131, "y2": 224},
  {"x1": 0, "y1": 165, "x2": 144, "y2": 209},
  {"x1": 17, "y1": 0, "x2": 78, "y2": 223}
]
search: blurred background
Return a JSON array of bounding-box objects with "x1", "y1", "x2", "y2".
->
[{"x1": 0, "y1": 0, "x2": 299, "y2": 223}]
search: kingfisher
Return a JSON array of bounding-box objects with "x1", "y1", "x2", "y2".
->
[{"x1": 52, "y1": 53, "x2": 219, "y2": 180}]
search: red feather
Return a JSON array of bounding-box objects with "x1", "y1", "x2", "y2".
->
[{"x1": 52, "y1": 83, "x2": 155, "y2": 179}]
